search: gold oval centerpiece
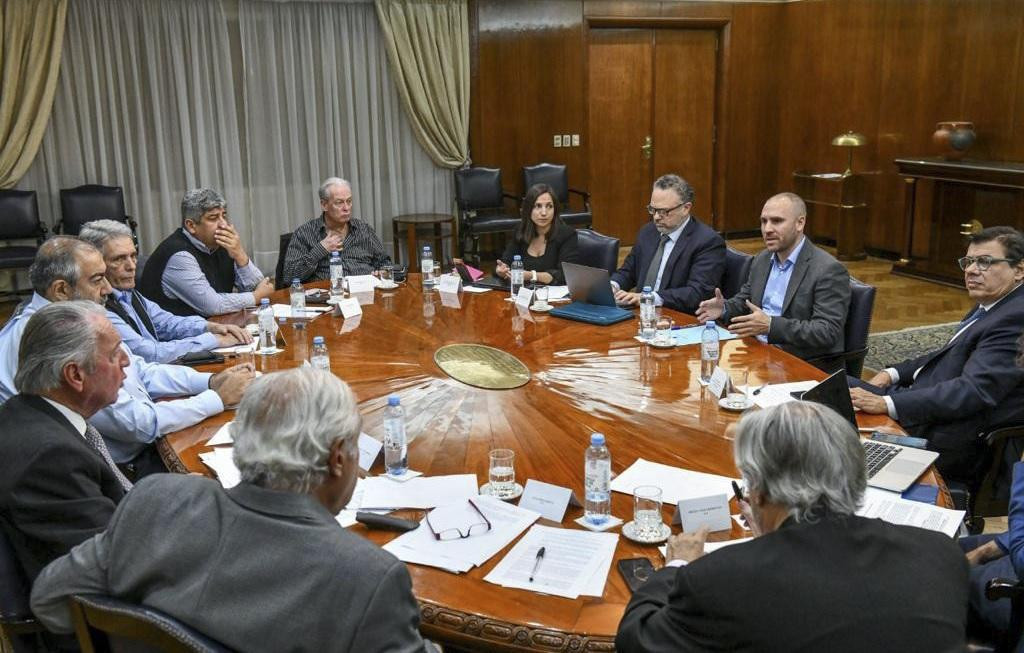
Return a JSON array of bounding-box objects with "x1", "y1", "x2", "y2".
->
[{"x1": 434, "y1": 344, "x2": 531, "y2": 390}]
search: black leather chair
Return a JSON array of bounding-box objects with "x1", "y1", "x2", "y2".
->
[
  {"x1": 0, "y1": 529, "x2": 46, "y2": 653},
  {"x1": 58, "y1": 185, "x2": 138, "y2": 238},
  {"x1": 985, "y1": 577, "x2": 1024, "y2": 653},
  {"x1": 575, "y1": 229, "x2": 619, "y2": 275},
  {"x1": 951, "y1": 422, "x2": 1024, "y2": 533},
  {"x1": 71, "y1": 594, "x2": 232, "y2": 653},
  {"x1": 807, "y1": 277, "x2": 876, "y2": 376},
  {"x1": 274, "y1": 232, "x2": 293, "y2": 289},
  {"x1": 0, "y1": 190, "x2": 48, "y2": 295},
  {"x1": 454, "y1": 167, "x2": 520, "y2": 263},
  {"x1": 521, "y1": 163, "x2": 592, "y2": 229},
  {"x1": 721, "y1": 247, "x2": 753, "y2": 298}
]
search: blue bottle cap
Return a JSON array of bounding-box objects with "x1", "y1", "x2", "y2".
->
[
  {"x1": 388, "y1": 395, "x2": 401, "y2": 406},
  {"x1": 513, "y1": 255, "x2": 522, "y2": 261},
  {"x1": 642, "y1": 286, "x2": 652, "y2": 293},
  {"x1": 330, "y1": 251, "x2": 339, "y2": 257},
  {"x1": 590, "y1": 432, "x2": 605, "y2": 446},
  {"x1": 292, "y1": 278, "x2": 300, "y2": 284},
  {"x1": 260, "y1": 298, "x2": 270, "y2": 305},
  {"x1": 706, "y1": 320, "x2": 716, "y2": 328},
  {"x1": 313, "y1": 336, "x2": 324, "y2": 344}
]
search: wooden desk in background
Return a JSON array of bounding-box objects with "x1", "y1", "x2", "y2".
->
[{"x1": 161, "y1": 276, "x2": 946, "y2": 652}]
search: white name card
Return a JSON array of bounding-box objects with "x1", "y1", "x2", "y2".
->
[
  {"x1": 707, "y1": 366, "x2": 728, "y2": 399},
  {"x1": 437, "y1": 274, "x2": 461, "y2": 294},
  {"x1": 515, "y1": 286, "x2": 534, "y2": 308},
  {"x1": 439, "y1": 291, "x2": 462, "y2": 309},
  {"x1": 358, "y1": 432, "x2": 383, "y2": 471},
  {"x1": 346, "y1": 275, "x2": 377, "y2": 294},
  {"x1": 517, "y1": 479, "x2": 581, "y2": 523},
  {"x1": 338, "y1": 297, "x2": 362, "y2": 319},
  {"x1": 673, "y1": 493, "x2": 731, "y2": 532}
]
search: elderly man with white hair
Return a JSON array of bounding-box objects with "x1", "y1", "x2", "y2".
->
[
  {"x1": 31, "y1": 367, "x2": 431, "y2": 652},
  {"x1": 282, "y1": 176, "x2": 392, "y2": 282},
  {"x1": 79, "y1": 219, "x2": 250, "y2": 363},
  {"x1": 616, "y1": 401, "x2": 968, "y2": 652}
]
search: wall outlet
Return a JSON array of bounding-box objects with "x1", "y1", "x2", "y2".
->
[
  {"x1": 562, "y1": 133, "x2": 572, "y2": 147},
  {"x1": 571, "y1": 134, "x2": 580, "y2": 146},
  {"x1": 553, "y1": 134, "x2": 562, "y2": 147}
]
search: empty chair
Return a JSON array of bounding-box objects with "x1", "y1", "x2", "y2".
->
[
  {"x1": 521, "y1": 163, "x2": 592, "y2": 229},
  {"x1": 275, "y1": 232, "x2": 294, "y2": 289},
  {"x1": 0, "y1": 190, "x2": 47, "y2": 296},
  {"x1": 58, "y1": 184, "x2": 138, "y2": 237},
  {"x1": 454, "y1": 167, "x2": 520, "y2": 263},
  {"x1": 575, "y1": 228, "x2": 619, "y2": 276},
  {"x1": 721, "y1": 247, "x2": 753, "y2": 298},
  {"x1": 71, "y1": 594, "x2": 232, "y2": 653},
  {"x1": 807, "y1": 277, "x2": 876, "y2": 376}
]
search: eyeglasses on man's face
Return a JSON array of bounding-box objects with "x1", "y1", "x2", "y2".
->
[
  {"x1": 646, "y1": 202, "x2": 684, "y2": 218},
  {"x1": 425, "y1": 498, "x2": 492, "y2": 541},
  {"x1": 957, "y1": 255, "x2": 1019, "y2": 272}
]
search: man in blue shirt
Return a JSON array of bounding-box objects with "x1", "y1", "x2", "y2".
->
[
  {"x1": 696, "y1": 192, "x2": 850, "y2": 363},
  {"x1": 79, "y1": 219, "x2": 250, "y2": 363},
  {"x1": 0, "y1": 237, "x2": 254, "y2": 479}
]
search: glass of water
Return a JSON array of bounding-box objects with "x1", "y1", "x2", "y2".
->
[
  {"x1": 654, "y1": 316, "x2": 674, "y2": 345},
  {"x1": 533, "y1": 285, "x2": 549, "y2": 309},
  {"x1": 633, "y1": 485, "x2": 664, "y2": 539},
  {"x1": 488, "y1": 449, "x2": 516, "y2": 499},
  {"x1": 330, "y1": 275, "x2": 345, "y2": 302},
  {"x1": 725, "y1": 369, "x2": 750, "y2": 409},
  {"x1": 379, "y1": 265, "x2": 394, "y2": 287}
]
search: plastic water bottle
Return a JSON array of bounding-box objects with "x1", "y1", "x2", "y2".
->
[
  {"x1": 421, "y1": 246, "x2": 434, "y2": 287},
  {"x1": 584, "y1": 433, "x2": 611, "y2": 524},
  {"x1": 701, "y1": 320, "x2": 720, "y2": 382},
  {"x1": 289, "y1": 278, "x2": 306, "y2": 317},
  {"x1": 257, "y1": 298, "x2": 275, "y2": 352},
  {"x1": 510, "y1": 255, "x2": 524, "y2": 299},
  {"x1": 311, "y1": 336, "x2": 330, "y2": 371},
  {"x1": 329, "y1": 252, "x2": 345, "y2": 299},
  {"x1": 639, "y1": 285, "x2": 656, "y2": 341},
  {"x1": 383, "y1": 395, "x2": 408, "y2": 476}
]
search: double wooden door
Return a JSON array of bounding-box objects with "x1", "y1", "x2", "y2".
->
[{"x1": 588, "y1": 28, "x2": 718, "y2": 243}]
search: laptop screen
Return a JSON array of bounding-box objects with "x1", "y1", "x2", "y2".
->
[{"x1": 798, "y1": 370, "x2": 858, "y2": 427}]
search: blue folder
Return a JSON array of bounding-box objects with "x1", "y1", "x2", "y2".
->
[{"x1": 550, "y1": 301, "x2": 634, "y2": 326}]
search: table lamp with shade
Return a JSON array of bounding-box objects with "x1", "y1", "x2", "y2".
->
[{"x1": 832, "y1": 131, "x2": 866, "y2": 176}]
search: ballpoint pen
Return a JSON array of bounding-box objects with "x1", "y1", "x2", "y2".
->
[{"x1": 529, "y1": 546, "x2": 546, "y2": 582}]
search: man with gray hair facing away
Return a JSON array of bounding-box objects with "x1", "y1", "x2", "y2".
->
[
  {"x1": 31, "y1": 367, "x2": 431, "y2": 653},
  {"x1": 283, "y1": 177, "x2": 392, "y2": 282},
  {"x1": 79, "y1": 219, "x2": 250, "y2": 363},
  {"x1": 0, "y1": 302, "x2": 130, "y2": 585},
  {"x1": 616, "y1": 401, "x2": 968, "y2": 652},
  {"x1": 140, "y1": 188, "x2": 274, "y2": 317}
]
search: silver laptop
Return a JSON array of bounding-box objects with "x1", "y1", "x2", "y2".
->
[
  {"x1": 798, "y1": 371, "x2": 939, "y2": 492},
  {"x1": 562, "y1": 262, "x2": 629, "y2": 307}
]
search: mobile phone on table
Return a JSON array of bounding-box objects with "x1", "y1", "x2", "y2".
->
[
  {"x1": 870, "y1": 431, "x2": 929, "y2": 449},
  {"x1": 617, "y1": 558, "x2": 656, "y2": 593}
]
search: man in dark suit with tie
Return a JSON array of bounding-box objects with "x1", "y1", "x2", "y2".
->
[
  {"x1": 610, "y1": 174, "x2": 725, "y2": 314},
  {"x1": 0, "y1": 301, "x2": 131, "y2": 583},
  {"x1": 616, "y1": 401, "x2": 967, "y2": 652},
  {"x1": 850, "y1": 226, "x2": 1024, "y2": 483},
  {"x1": 696, "y1": 192, "x2": 850, "y2": 362}
]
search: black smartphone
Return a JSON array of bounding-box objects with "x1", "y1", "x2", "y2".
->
[
  {"x1": 870, "y1": 431, "x2": 929, "y2": 449},
  {"x1": 617, "y1": 558, "x2": 656, "y2": 593}
]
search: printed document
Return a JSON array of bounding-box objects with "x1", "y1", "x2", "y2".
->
[
  {"x1": 858, "y1": 487, "x2": 965, "y2": 538},
  {"x1": 611, "y1": 459, "x2": 738, "y2": 505}
]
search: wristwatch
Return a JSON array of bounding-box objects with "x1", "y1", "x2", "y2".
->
[{"x1": 531, "y1": 270, "x2": 538, "y2": 282}]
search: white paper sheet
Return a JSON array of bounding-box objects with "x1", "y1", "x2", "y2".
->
[
  {"x1": 659, "y1": 536, "x2": 753, "y2": 560},
  {"x1": 359, "y1": 474, "x2": 478, "y2": 509},
  {"x1": 270, "y1": 304, "x2": 332, "y2": 319},
  {"x1": 610, "y1": 459, "x2": 738, "y2": 505},
  {"x1": 335, "y1": 479, "x2": 366, "y2": 528},
  {"x1": 206, "y1": 422, "x2": 233, "y2": 446},
  {"x1": 198, "y1": 448, "x2": 240, "y2": 488},
  {"x1": 545, "y1": 285, "x2": 570, "y2": 300},
  {"x1": 461, "y1": 285, "x2": 492, "y2": 294},
  {"x1": 750, "y1": 380, "x2": 818, "y2": 409},
  {"x1": 211, "y1": 343, "x2": 257, "y2": 355},
  {"x1": 858, "y1": 487, "x2": 965, "y2": 538}
]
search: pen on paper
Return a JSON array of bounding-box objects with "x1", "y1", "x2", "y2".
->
[
  {"x1": 529, "y1": 546, "x2": 546, "y2": 582},
  {"x1": 752, "y1": 384, "x2": 767, "y2": 396},
  {"x1": 731, "y1": 480, "x2": 745, "y2": 503}
]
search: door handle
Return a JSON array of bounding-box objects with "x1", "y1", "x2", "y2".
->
[{"x1": 641, "y1": 136, "x2": 652, "y2": 160}]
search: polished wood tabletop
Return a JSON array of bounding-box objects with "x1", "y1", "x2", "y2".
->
[{"x1": 163, "y1": 275, "x2": 941, "y2": 652}]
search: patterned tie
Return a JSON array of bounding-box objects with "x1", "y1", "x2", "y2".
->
[
  {"x1": 642, "y1": 234, "x2": 671, "y2": 291},
  {"x1": 84, "y1": 424, "x2": 133, "y2": 492}
]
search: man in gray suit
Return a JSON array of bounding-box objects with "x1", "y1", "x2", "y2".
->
[
  {"x1": 696, "y1": 192, "x2": 850, "y2": 363},
  {"x1": 31, "y1": 367, "x2": 430, "y2": 653}
]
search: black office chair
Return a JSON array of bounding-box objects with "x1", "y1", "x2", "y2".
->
[
  {"x1": 135, "y1": 254, "x2": 149, "y2": 289},
  {"x1": 71, "y1": 594, "x2": 232, "y2": 653},
  {"x1": 274, "y1": 232, "x2": 293, "y2": 289},
  {"x1": 575, "y1": 229, "x2": 619, "y2": 276},
  {"x1": 985, "y1": 577, "x2": 1024, "y2": 653},
  {"x1": 521, "y1": 163, "x2": 592, "y2": 229},
  {"x1": 950, "y1": 423, "x2": 1024, "y2": 533},
  {"x1": 807, "y1": 277, "x2": 876, "y2": 377},
  {"x1": 0, "y1": 190, "x2": 48, "y2": 297},
  {"x1": 58, "y1": 185, "x2": 138, "y2": 238},
  {"x1": 721, "y1": 247, "x2": 753, "y2": 298},
  {"x1": 454, "y1": 167, "x2": 520, "y2": 264},
  {"x1": 0, "y1": 529, "x2": 47, "y2": 653}
]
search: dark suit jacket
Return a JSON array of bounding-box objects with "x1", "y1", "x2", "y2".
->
[
  {"x1": 0, "y1": 394, "x2": 123, "y2": 582},
  {"x1": 500, "y1": 223, "x2": 580, "y2": 285},
  {"x1": 616, "y1": 514, "x2": 967, "y2": 653},
  {"x1": 723, "y1": 240, "x2": 850, "y2": 360},
  {"x1": 889, "y1": 283, "x2": 1024, "y2": 467},
  {"x1": 31, "y1": 474, "x2": 428, "y2": 653},
  {"x1": 611, "y1": 218, "x2": 725, "y2": 314}
]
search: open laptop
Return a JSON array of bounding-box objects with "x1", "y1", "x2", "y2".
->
[
  {"x1": 562, "y1": 262, "x2": 633, "y2": 307},
  {"x1": 796, "y1": 370, "x2": 939, "y2": 492}
]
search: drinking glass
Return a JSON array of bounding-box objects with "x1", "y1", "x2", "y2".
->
[
  {"x1": 633, "y1": 485, "x2": 663, "y2": 539},
  {"x1": 330, "y1": 275, "x2": 346, "y2": 302},
  {"x1": 654, "y1": 316, "x2": 675, "y2": 345},
  {"x1": 432, "y1": 262, "x2": 442, "y2": 287},
  {"x1": 725, "y1": 369, "x2": 750, "y2": 409},
  {"x1": 379, "y1": 265, "x2": 394, "y2": 287},
  {"x1": 533, "y1": 285, "x2": 549, "y2": 309},
  {"x1": 488, "y1": 449, "x2": 516, "y2": 498}
]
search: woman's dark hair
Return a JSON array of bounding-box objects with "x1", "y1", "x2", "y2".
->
[{"x1": 516, "y1": 184, "x2": 564, "y2": 243}]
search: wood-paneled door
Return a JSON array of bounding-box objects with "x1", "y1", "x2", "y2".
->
[{"x1": 588, "y1": 28, "x2": 719, "y2": 244}]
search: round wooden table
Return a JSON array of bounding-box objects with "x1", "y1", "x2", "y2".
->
[
  {"x1": 392, "y1": 213, "x2": 456, "y2": 271},
  {"x1": 163, "y1": 276, "x2": 943, "y2": 652}
]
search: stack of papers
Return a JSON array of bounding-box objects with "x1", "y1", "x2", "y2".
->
[
  {"x1": 749, "y1": 380, "x2": 818, "y2": 409},
  {"x1": 384, "y1": 496, "x2": 540, "y2": 573},
  {"x1": 359, "y1": 474, "x2": 478, "y2": 510},
  {"x1": 198, "y1": 448, "x2": 240, "y2": 488},
  {"x1": 270, "y1": 304, "x2": 332, "y2": 318},
  {"x1": 484, "y1": 524, "x2": 618, "y2": 598},
  {"x1": 610, "y1": 459, "x2": 738, "y2": 504},
  {"x1": 211, "y1": 343, "x2": 256, "y2": 355},
  {"x1": 666, "y1": 324, "x2": 740, "y2": 346},
  {"x1": 858, "y1": 487, "x2": 965, "y2": 538}
]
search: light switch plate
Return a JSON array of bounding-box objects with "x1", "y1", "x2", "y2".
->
[
  {"x1": 562, "y1": 133, "x2": 571, "y2": 146},
  {"x1": 571, "y1": 134, "x2": 580, "y2": 146},
  {"x1": 553, "y1": 134, "x2": 562, "y2": 147}
]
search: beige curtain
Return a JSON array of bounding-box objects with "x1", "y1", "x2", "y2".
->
[
  {"x1": 374, "y1": 0, "x2": 469, "y2": 169},
  {"x1": 0, "y1": 0, "x2": 66, "y2": 188}
]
